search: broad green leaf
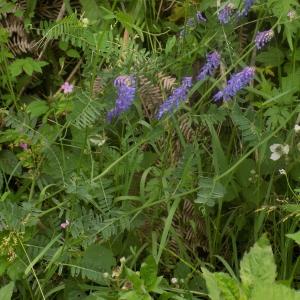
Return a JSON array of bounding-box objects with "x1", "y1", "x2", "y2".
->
[
  {"x1": 240, "y1": 235, "x2": 276, "y2": 288},
  {"x1": 82, "y1": 244, "x2": 116, "y2": 273},
  {"x1": 26, "y1": 100, "x2": 49, "y2": 118},
  {"x1": 250, "y1": 283, "x2": 300, "y2": 300},
  {"x1": 214, "y1": 272, "x2": 245, "y2": 300},
  {"x1": 66, "y1": 49, "x2": 80, "y2": 58},
  {"x1": 286, "y1": 231, "x2": 300, "y2": 245},
  {"x1": 140, "y1": 256, "x2": 158, "y2": 291},
  {"x1": 256, "y1": 48, "x2": 284, "y2": 67},
  {"x1": 0, "y1": 282, "x2": 14, "y2": 300},
  {"x1": 23, "y1": 61, "x2": 34, "y2": 76},
  {"x1": 0, "y1": 150, "x2": 22, "y2": 176},
  {"x1": 9, "y1": 61, "x2": 23, "y2": 77},
  {"x1": 80, "y1": 0, "x2": 101, "y2": 21},
  {"x1": 202, "y1": 268, "x2": 221, "y2": 300},
  {"x1": 125, "y1": 267, "x2": 144, "y2": 291}
]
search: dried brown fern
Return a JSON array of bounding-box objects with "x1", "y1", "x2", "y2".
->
[
  {"x1": 138, "y1": 75, "x2": 163, "y2": 119},
  {"x1": 1, "y1": 15, "x2": 36, "y2": 56},
  {"x1": 156, "y1": 72, "x2": 176, "y2": 92},
  {"x1": 92, "y1": 76, "x2": 104, "y2": 97},
  {"x1": 169, "y1": 199, "x2": 208, "y2": 257},
  {"x1": 170, "y1": 116, "x2": 199, "y2": 164},
  {"x1": 238, "y1": 25, "x2": 248, "y2": 52}
]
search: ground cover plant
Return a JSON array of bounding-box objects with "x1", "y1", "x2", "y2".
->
[{"x1": 1, "y1": 0, "x2": 300, "y2": 299}]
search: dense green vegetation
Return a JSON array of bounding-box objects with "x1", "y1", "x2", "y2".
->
[{"x1": 1, "y1": 0, "x2": 300, "y2": 299}]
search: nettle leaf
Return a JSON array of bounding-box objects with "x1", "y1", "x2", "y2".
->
[
  {"x1": 286, "y1": 231, "x2": 300, "y2": 245},
  {"x1": 202, "y1": 268, "x2": 221, "y2": 300},
  {"x1": 250, "y1": 283, "x2": 300, "y2": 300},
  {"x1": 214, "y1": 272, "x2": 244, "y2": 300},
  {"x1": 240, "y1": 235, "x2": 276, "y2": 288},
  {"x1": 256, "y1": 48, "x2": 284, "y2": 67}
]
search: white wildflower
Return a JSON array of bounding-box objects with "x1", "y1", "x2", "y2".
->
[
  {"x1": 279, "y1": 169, "x2": 286, "y2": 175},
  {"x1": 171, "y1": 277, "x2": 178, "y2": 284},
  {"x1": 120, "y1": 257, "x2": 126, "y2": 264},
  {"x1": 81, "y1": 18, "x2": 89, "y2": 27},
  {"x1": 270, "y1": 144, "x2": 289, "y2": 161},
  {"x1": 294, "y1": 124, "x2": 300, "y2": 133}
]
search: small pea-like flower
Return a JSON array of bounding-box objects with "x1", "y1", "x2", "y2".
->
[
  {"x1": 156, "y1": 77, "x2": 192, "y2": 119},
  {"x1": 294, "y1": 124, "x2": 300, "y2": 133},
  {"x1": 238, "y1": 0, "x2": 255, "y2": 17},
  {"x1": 60, "y1": 220, "x2": 70, "y2": 229},
  {"x1": 214, "y1": 66, "x2": 255, "y2": 102},
  {"x1": 197, "y1": 51, "x2": 221, "y2": 81},
  {"x1": 218, "y1": 3, "x2": 235, "y2": 24},
  {"x1": 19, "y1": 143, "x2": 28, "y2": 150},
  {"x1": 107, "y1": 75, "x2": 136, "y2": 121},
  {"x1": 270, "y1": 144, "x2": 289, "y2": 161},
  {"x1": 279, "y1": 169, "x2": 287, "y2": 175},
  {"x1": 255, "y1": 30, "x2": 274, "y2": 49},
  {"x1": 61, "y1": 82, "x2": 74, "y2": 94},
  {"x1": 171, "y1": 277, "x2": 178, "y2": 284}
]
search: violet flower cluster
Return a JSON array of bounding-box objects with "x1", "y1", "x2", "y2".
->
[
  {"x1": 156, "y1": 77, "x2": 192, "y2": 119},
  {"x1": 197, "y1": 51, "x2": 221, "y2": 81},
  {"x1": 107, "y1": 75, "x2": 136, "y2": 121},
  {"x1": 255, "y1": 30, "x2": 274, "y2": 49},
  {"x1": 181, "y1": 11, "x2": 206, "y2": 37},
  {"x1": 218, "y1": 4, "x2": 234, "y2": 24},
  {"x1": 238, "y1": 0, "x2": 255, "y2": 17},
  {"x1": 214, "y1": 67, "x2": 255, "y2": 102},
  {"x1": 186, "y1": 11, "x2": 206, "y2": 27}
]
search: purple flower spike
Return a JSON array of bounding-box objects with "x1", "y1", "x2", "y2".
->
[
  {"x1": 238, "y1": 0, "x2": 255, "y2": 17},
  {"x1": 156, "y1": 77, "x2": 192, "y2": 119},
  {"x1": 214, "y1": 66, "x2": 255, "y2": 102},
  {"x1": 255, "y1": 30, "x2": 274, "y2": 49},
  {"x1": 197, "y1": 51, "x2": 221, "y2": 81},
  {"x1": 218, "y1": 4, "x2": 235, "y2": 24},
  {"x1": 107, "y1": 75, "x2": 136, "y2": 121},
  {"x1": 196, "y1": 11, "x2": 207, "y2": 22}
]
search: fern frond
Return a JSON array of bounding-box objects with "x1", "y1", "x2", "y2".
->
[
  {"x1": 231, "y1": 106, "x2": 261, "y2": 146},
  {"x1": 69, "y1": 91, "x2": 103, "y2": 129},
  {"x1": 36, "y1": 14, "x2": 89, "y2": 50}
]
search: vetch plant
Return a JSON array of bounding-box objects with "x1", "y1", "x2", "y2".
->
[
  {"x1": 107, "y1": 75, "x2": 136, "y2": 121},
  {"x1": 156, "y1": 77, "x2": 192, "y2": 119},
  {"x1": 214, "y1": 66, "x2": 255, "y2": 101},
  {"x1": 218, "y1": 4, "x2": 235, "y2": 24},
  {"x1": 255, "y1": 30, "x2": 274, "y2": 49},
  {"x1": 197, "y1": 51, "x2": 221, "y2": 81}
]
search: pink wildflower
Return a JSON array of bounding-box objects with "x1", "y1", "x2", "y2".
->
[
  {"x1": 60, "y1": 220, "x2": 70, "y2": 229},
  {"x1": 19, "y1": 143, "x2": 28, "y2": 150},
  {"x1": 61, "y1": 82, "x2": 74, "y2": 94}
]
